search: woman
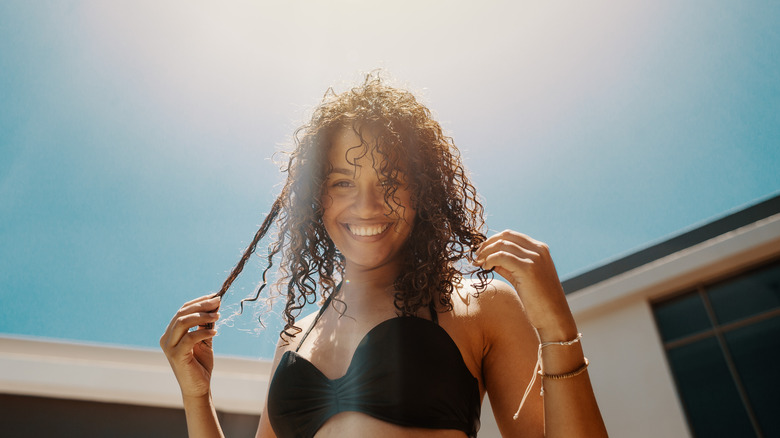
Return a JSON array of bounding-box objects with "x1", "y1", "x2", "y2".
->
[{"x1": 160, "y1": 75, "x2": 608, "y2": 437}]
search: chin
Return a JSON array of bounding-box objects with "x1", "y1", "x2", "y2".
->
[{"x1": 343, "y1": 249, "x2": 401, "y2": 270}]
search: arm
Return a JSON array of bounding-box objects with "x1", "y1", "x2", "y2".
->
[
  {"x1": 255, "y1": 401, "x2": 276, "y2": 438},
  {"x1": 256, "y1": 311, "x2": 319, "y2": 438},
  {"x1": 159, "y1": 294, "x2": 225, "y2": 438},
  {"x1": 476, "y1": 231, "x2": 608, "y2": 437}
]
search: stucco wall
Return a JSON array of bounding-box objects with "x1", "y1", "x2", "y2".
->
[{"x1": 575, "y1": 297, "x2": 690, "y2": 437}]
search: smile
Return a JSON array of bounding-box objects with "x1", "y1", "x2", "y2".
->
[{"x1": 346, "y1": 223, "x2": 391, "y2": 237}]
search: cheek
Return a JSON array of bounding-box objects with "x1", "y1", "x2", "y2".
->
[
  {"x1": 405, "y1": 210, "x2": 417, "y2": 232},
  {"x1": 321, "y1": 193, "x2": 334, "y2": 211}
]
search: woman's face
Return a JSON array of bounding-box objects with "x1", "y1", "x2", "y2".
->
[{"x1": 321, "y1": 128, "x2": 416, "y2": 271}]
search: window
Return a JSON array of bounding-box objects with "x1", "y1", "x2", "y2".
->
[{"x1": 653, "y1": 259, "x2": 780, "y2": 438}]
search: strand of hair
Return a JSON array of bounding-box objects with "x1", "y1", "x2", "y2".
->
[{"x1": 214, "y1": 196, "x2": 282, "y2": 299}]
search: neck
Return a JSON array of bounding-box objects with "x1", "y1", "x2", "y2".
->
[{"x1": 338, "y1": 260, "x2": 400, "y2": 307}]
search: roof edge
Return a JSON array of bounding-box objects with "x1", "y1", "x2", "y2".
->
[{"x1": 562, "y1": 192, "x2": 780, "y2": 294}]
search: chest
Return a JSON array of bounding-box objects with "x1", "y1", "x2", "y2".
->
[
  {"x1": 293, "y1": 310, "x2": 483, "y2": 387},
  {"x1": 268, "y1": 316, "x2": 484, "y2": 438}
]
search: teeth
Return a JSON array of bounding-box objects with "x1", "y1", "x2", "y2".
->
[{"x1": 348, "y1": 224, "x2": 389, "y2": 237}]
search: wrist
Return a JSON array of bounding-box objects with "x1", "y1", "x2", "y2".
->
[{"x1": 181, "y1": 391, "x2": 213, "y2": 408}]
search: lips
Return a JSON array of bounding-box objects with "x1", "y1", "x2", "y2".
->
[{"x1": 346, "y1": 223, "x2": 391, "y2": 237}]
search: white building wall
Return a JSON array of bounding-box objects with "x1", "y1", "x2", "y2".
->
[
  {"x1": 575, "y1": 297, "x2": 690, "y2": 437},
  {"x1": 0, "y1": 335, "x2": 270, "y2": 415}
]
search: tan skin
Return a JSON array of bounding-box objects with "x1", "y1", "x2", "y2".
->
[{"x1": 160, "y1": 128, "x2": 608, "y2": 437}]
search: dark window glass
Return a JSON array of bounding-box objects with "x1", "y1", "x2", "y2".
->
[
  {"x1": 654, "y1": 259, "x2": 780, "y2": 438},
  {"x1": 723, "y1": 315, "x2": 780, "y2": 437},
  {"x1": 654, "y1": 292, "x2": 711, "y2": 342},
  {"x1": 708, "y1": 262, "x2": 780, "y2": 324},
  {"x1": 666, "y1": 337, "x2": 756, "y2": 438}
]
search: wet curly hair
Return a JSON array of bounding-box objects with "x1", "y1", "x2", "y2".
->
[{"x1": 214, "y1": 74, "x2": 492, "y2": 343}]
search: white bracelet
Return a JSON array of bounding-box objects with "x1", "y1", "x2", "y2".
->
[
  {"x1": 541, "y1": 332, "x2": 582, "y2": 348},
  {"x1": 513, "y1": 333, "x2": 584, "y2": 420}
]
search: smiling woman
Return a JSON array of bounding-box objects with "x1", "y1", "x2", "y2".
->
[{"x1": 159, "y1": 74, "x2": 608, "y2": 438}]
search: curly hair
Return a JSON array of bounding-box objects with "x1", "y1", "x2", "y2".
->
[{"x1": 213, "y1": 73, "x2": 492, "y2": 343}]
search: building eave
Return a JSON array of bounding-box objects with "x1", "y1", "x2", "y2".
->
[{"x1": 0, "y1": 335, "x2": 271, "y2": 415}]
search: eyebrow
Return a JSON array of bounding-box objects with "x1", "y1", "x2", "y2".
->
[
  {"x1": 328, "y1": 167, "x2": 356, "y2": 176},
  {"x1": 327, "y1": 166, "x2": 407, "y2": 179}
]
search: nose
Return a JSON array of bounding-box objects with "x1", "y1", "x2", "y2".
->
[{"x1": 352, "y1": 183, "x2": 385, "y2": 217}]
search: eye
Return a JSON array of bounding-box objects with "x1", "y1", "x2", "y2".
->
[{"x1": 332, "y1": 180, "x2": 353, "y2": 188}]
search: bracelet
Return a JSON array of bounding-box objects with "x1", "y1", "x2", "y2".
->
[
  {"x1": 540, "y1": 332, "x2": 582, "y2": 348},
  {"x1": 513, "y1": 332, "x2": 586, "y2": 420},
  {"x1": 539, "y1": 357, "x2": 589, "y2": 380}
]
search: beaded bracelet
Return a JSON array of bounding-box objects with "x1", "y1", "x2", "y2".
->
[
  {"x1": 539, "y1": 357, "x2": 589, "y2": 380},
  {"x1": 513, "y1": 333, "x2": 585, "y2": 420}
]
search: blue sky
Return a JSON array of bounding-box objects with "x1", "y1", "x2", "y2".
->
[{"x1": 1, "y1": 1, "x2": 778, "y2": 359}]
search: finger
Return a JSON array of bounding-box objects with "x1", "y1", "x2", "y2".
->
[
  {"x1": 164, "y1": 311, "x2": 220, "y2": 350},
  {"x1": 496, "y1": 231, "x2": 549, "y2": 254},
  {"x1": 173, "y1": 328, "x2": 218, "y2": 356},
  {"x1": 161, "y1": 296, "x2": 220, "y2": 350},
  {"x1": 478, "y1": 230, "x2": 548, "y2": 254},
  {"x1": 480, "y1": 249, "x2": 533, "y2": 273},
  {"x1": 475, "y1": 239, "x2": 538, "y2": 265},
  {"x1": 182, "y1": 296, "x2": 221, "y2": 318},
  {"x1": 165, "y1": 295, "x2": 221, "y2": 334},
  {"x1": 183, "y1": 293, "x2": 217, "y2": 308}
]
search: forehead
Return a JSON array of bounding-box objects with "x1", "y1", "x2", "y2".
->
[
  {"x1": 327, "y1": 128, "x2": 367, "y2": 164},
  {"x1": 326, "y1": 127, "x2": 391, "y2": 172}
]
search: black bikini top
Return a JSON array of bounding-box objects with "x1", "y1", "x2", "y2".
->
[{"x1": 266, "y1": 292, "x2": 481, "y2": 438}]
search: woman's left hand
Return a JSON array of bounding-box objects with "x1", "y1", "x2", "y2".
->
[{"x1": 474, "y1": 230, "x2": 576, "y2": 338}]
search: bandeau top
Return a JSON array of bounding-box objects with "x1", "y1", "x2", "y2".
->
[{"x1": 266, "y1": 293, "x2": 481, "y2": 438}]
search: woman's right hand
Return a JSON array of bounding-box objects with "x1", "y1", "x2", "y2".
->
[{"x1": 159, "y1": 295, "x2": 221, "y2": 398}]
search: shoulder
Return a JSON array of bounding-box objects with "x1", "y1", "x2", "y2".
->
[
  {"x1": 449, "y1": 277, "x2": 539, "y2": 357},
  {"x1": 446, "y1": 277, "x2": 537, "y2": 352},
  {"x1": 282, "y1": 309, "x2": 320, "y2": 350},
  {"x1": 470, "y1": 277, "x2": 520, "y2": 311},
  {"x1": 450, "y1": 278, "x2": 525, "y2": 324},
  {"x1": 269, "y1": 307, "x2": 320, "y2": 365}
]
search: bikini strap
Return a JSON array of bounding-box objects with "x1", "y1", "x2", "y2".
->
[{"x1": 295, "y1": 284, "x2": 340, "y2": 352}]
